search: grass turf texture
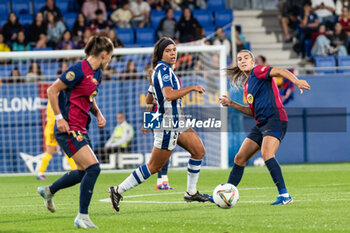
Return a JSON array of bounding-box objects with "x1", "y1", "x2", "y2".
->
[{"x1": 0, "y1": 163, "x2": 349, "y2": 233}]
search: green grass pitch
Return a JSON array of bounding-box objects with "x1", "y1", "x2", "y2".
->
[{"x1": 0, "y1": 163, "x2": 349, "y2": 233}]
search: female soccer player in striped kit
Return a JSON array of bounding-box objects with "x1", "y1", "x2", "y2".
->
[
  {"x1": 219, "y1": 50, "x2": 310, "y2": 205},
  {"x1": 109, "y1": 37, "x2": 210, "y2": 212},
  {"x1": 37, "y1": 35, "x2": 114, "y2": 228}
]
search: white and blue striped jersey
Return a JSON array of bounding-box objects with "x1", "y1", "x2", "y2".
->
[{"x1": 152, "y1": 61, "x2": 182, "y2": 129}]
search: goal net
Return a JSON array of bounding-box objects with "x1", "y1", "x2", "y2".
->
[{"x1": 0, "y1": 45, "x2": 228, "y2": 174}]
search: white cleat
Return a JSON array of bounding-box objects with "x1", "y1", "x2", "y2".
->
[
  {"x1": 74, "y1": 214, "x2": 98, "y2": 229},
  {"x1": 37, "y1": 186, "x2": 55, "y2": 213}
]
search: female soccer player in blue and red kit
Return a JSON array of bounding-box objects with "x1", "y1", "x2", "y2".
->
[
  {"x1": 219, "y1": 50, "x2": 310, "y2": 205},
  {"x1": 38, "y1": 35, "x2": 114, "y2": 228}
]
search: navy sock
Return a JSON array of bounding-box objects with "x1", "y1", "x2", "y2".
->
[
  {"x1": 161, "y1": 160, "x2": 169, "y2": 176},
  {"x1": 227, "y1": 163, "x2": 245, "y2": 186},
  {"x1": 265, "y1": 157, "x2": 287, "y2": 194},
  {"x1": 79, "y1": 164, "x2": 101, "y2": 214},
  {"x1": 49, "y1": 170, "x2": 85, "y2": 194},
  {"x1": 157, "y1": 171, "x2": 162, "y2": 179}
]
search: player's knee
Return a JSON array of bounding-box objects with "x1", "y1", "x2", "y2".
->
[
  {"x1": 191, "y1": 146, "x2": 205, "y2": 159},
  {"x1": 234, "y1": 154, "x2": 246, "y2": 166},
  {"x1": 147, "y1": 163, "x2": 162, "y2": 174},
  {"x1": 86, "y1": 163, "x2": 101, "y2": 176}
]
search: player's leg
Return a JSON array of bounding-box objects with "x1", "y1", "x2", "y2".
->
[
  {"x1": 37, "y1": 145, "x2": 57, "y2": 180},
  {"x1": 109, "y1": 146, "x2": 172, "y2": 211},
  {"x1": 161, "y1": 160, "x2": 173, "y2": 190},
  {"x1": 227, "y1": 137, "x2": 260, "y2": 186},
  {"x1": 177, "y1": 128, "x2": 208, "y2": 202},
  {"x1": 261, "y1": 136, "x2": 292, "y2": 205},
  {"x1": 156, "y1": 170, "x2": 163, "y2": 190}
]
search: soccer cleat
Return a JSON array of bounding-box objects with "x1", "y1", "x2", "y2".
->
[
  {"x1": 37, "y1": 186, "x2": 55, "y2": 213},
  {"x1": 202, "y1": 193, "x2": 214, "y2": 203},
  {"x1": 155, "y1": 184, "x2": 163, "y2": 190},
  {"x1": 108, "y1": 186, "x2": 123, "y2": 212},
  {"x1": 271, "y1": 195, "x2": 293, "y2": 205},
  {"x1": 74, "y1": 214, "x2": 98, "y2": 229},
  {"x1": 156, "y1": 183, "x2": 174, "y2": 190},
  {"x1": 36, "y1": 175, "x2": 48, "y2": 180},
  {"x1": 184, "y1": 191, "x2": 210, "y2": 202}
]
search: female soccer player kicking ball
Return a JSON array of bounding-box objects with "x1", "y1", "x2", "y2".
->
[
  {"x1": 109, "y1": 37, "x2": 210, "y2": 212},
  {"x1": 218, "y1": 50, "x2": 310, "y2": 205},
  {"x1": 37, "y1": 35, "x2": 114, "y2": 228}
]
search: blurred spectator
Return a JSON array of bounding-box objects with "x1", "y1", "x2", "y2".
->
[
  {"x1": 26, "y1": 61, "x2": 43, "y2": 82},
  {"x1": 2, "y1": 13, "x2": 22, "y2": 43},
  {"x1": 57, "y1": 61, "x2": 69, "y2": 75},
  {"x1": 111, "y1": 1, "x2": 133, "y2": 28},
  {"x1": 256, "y1": 55, "x2": 267, "y2": 66},
  {"x1": 7, "y1": 67, "x2": 24, "y2": 83},
  {"x1": 12, "y1": 31, "x2": 31, "y2": 51},
  {"x1": 82, "y1": 0, "x2": 107, "y2": 22},
  {"x1": 296, "y1": 1, "x2": 319, "y2": 57},
  {"x1": 28, "y1": 12, "x2": 48, "y2": 49},
  {"x1": 235, "y1": 25, "x2": 247, "y2": 52},
  {"x1": 76, "y1": 29, "x2": 92, "y2": 49},
  {"x1": 213, "y1": 26, "x2": 231, "y2": 56},
  {"x1": 311, "y1": 0, "x2": 335, "y2": 26},
  {"x1": 0, "y1": 33, "x2": 10, "y2": 52},
  {"x1": 121, "y1": 60, "x2": 138, "y2": 80},
  {"x1": 175, "y1": 53, "x2": 192, "y2": 71},
  {"x1": 142, "y1": 62, "x2": 152, "y2": 79},
  {"x1": 177, "y1": 8, "x2": 201, "y2": 42},
  {"x1": 329, "y1": 22, "x2": 348, "y2": 55},
  {"x1": 280, "y1": 0, "x2": 304, "y2": 43},
  {"x1": 107, "y1": 29, "x2": 124, "y2": 48},
  {"x1": 102, "y1": 65, "x2": 118, "y2": 80},
  {"x1": 109, "y1": 0, "x2": 124, "y2": 11},
  {"x1": 194, "y1": 25, "x2": 205, "y2": 40},
  {"x1": 339, "y1": 7, "x2": 350, "y2": 36},
  {"x1": 89, "y1": 9, "x2": 110, "y2": 34},
  {"x1": 57, "y1": 30, "x2": 75, "y2": 50},
  {"x1": 154, "y1": 0, "x2": 180, "y2": 11},
  {"x1": 311, "y1": 24, "x2": 330, "y2": 56},
  {"x1": 157, "y1": 8, "x2": 178, "y2": 38},
  {"x1": 40, "y1": 0, "x2": 63, "y2": 21},
  {"x1": 72, "y1": 13, "x2": 88, "y2": 43},
  {"x1": 46, "y1": 11, "x2": 66, "y2": 47},
  {"x1": 130, "y1": 0, "x2": 151, "y2": 28}
]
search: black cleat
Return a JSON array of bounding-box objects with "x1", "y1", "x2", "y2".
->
[
  {"x1": 108, "y1": 186, "x2": 123, "y2": 212},
  {"x1": 184, "y1": 191, "x2": 210, "y2": 202}
]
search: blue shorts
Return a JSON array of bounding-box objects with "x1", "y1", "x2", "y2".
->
[
  {"x1": 54, "y1": 125, "x2": 92, "y2": 157},
  {"x1": 247, "y1": 120, "x2": 288, "y2": 147}
]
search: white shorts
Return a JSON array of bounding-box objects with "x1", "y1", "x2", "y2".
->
[{"x1": 153, "y1": 130, "x2": 179, "y2": 151}]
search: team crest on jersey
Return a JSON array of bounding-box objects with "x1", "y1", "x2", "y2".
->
[
  {"x1": 261, "y1": 66, "x2": 266, "y2": 72},
  {"x1": 162, "y1": 74, "x2": 170, "y2": 82},
  {"x1": 92, "y1": 78, "x2": 98, "y2": 85},
  {"x1": 66, "y1": 71, "x2": 75, "y2": 81},
  {"x1": 247, "y1": 94, "x2": 254, "y2": 104}
]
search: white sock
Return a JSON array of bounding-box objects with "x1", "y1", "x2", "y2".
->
[
  {"x1": 187, "y1": 158, "x2": 202, "y2": 195},
  {"x1": 162, "y1": 175, "x2": 168, "y2": 184},
  {"x1": 280, "y1": 193, "x2": 290, "y2": 198},
  {"x1": 118, "y1": 164, "x2": 151, "y2": 194},
  {"x1": 77, "y1": 213, "x2": 89, "y2": 219},
  {"x1": 157, "y1": 178, "x2": 162, "y2": 185}
]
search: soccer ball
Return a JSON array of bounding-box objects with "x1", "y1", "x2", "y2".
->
[
  {"x1": 253, "y1": 157, "x2": 265, "y2": 167},
  {"x1": 213, "y1": 183, "x2": 239, "y2": 208}
]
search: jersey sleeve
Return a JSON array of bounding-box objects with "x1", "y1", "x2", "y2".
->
[
  {"x1": 159, "y1": 66, "x2": 172, "y2": 88},
  {"x1": 59, "y1": 62, "x2": 84, "y2": 88},
  {"x1": 148, "y1": 85, "x2": 154, "y2": 94},
  {"x1": 253, "y1": 65, "x2": 272, "y2": 80}
]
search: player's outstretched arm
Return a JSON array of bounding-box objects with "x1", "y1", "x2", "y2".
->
[
  {"x1": 145, "y1": 93, "x2": 157, "y2": 105},
  {"x1": 219, "y1": 95, "x2": 254, "y2": 117},
  {"x1": 163, "y1": 85, "x2": 205, "y2": 101},
  {"x1": 270, "y1": 68, "x2": 311, "y2": 94},
  {"x1": 47, "y1": 79, "x2": 70, "y2": 133},
  {"x1": 91, "y1": 99, "x2": 106, "y2": 128}
]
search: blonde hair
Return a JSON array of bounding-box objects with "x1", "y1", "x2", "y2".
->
[{"x1": 226, "y1": 50, "x2": 255, "y2": 89}]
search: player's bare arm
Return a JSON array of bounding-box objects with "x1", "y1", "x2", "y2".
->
[
  {"x1": 145, "y1": 93, "x2": 157, "y2": 105},
  {"x1": 47, "y1": 79, "x2": 70, "y2": 133},
  {"x1": 270, "y1": 68, "x2": 311, "y2": 94},
  {"x1": 163, "y1": 85, "x2": 205, "y2": 101},
  {"x1": 219, "y1": 95, "x2": 253, "y2": 117},
  {"x1": 91, "y1": 100, "x2": 106, "y2": 128}
]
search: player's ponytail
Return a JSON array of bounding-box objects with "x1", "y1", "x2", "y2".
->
[
  {"x1": 227, "y1": 50, "x2": 255, "y2": 89},
  {"x1": 85, "y1": 35, "x2": 114, "y2": 57}
]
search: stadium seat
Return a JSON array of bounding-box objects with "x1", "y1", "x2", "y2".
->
[
  {"x1": 33, "y1": 0, "x2": 46, "y2": 13},
  {"x1": 135, "y1": 28, "x2": 155, "y2": 46},
  {"x1": 214, "y1": 10, "x2": 233, "y2": 27},
  {"x1": 0, "y1": 15, "x2": 7, "y2": 28},
  {"x1": 305, "y1": 39, "x2": 312, "y2": 58},
  {"x1": 115, "y1": 28, "x2": 134, "y2": 45},
  {"x1": 11, "y1": 0, "x2": 32, "y2": 15},
  {"x1": 0, "y1": 1, "x2": 10, "y2": 17},
  {"x1": 207, "y1": 0, "x2": 226, "y2": 10},
  {"x1": 64, "y1": 13, "x2": 77, "y2": 30},
  {"x1": 55, "y1": 0, "x2": 70, "y2": 13},
  {"x1": 19, "y1": 14, "x2": 33, "y2": 26},
  {"x1": 314, "y1": 56, "x2": 336, "y2": 74},
  {"x1": 150, "y1": 10, "x2": 165, "y2": 29},
  {"x1": 336, "y1": 56, "x2": 350, "y2": 73},
  {"x1": 193, "y1": 10, "x2": 213, "y2": 27},
  {"x1": 204, "y1": 26, "x2": 216, "y2": 38},
  {"x1": 173, "y1": 10, "x2": 182, "y2": 21}
]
